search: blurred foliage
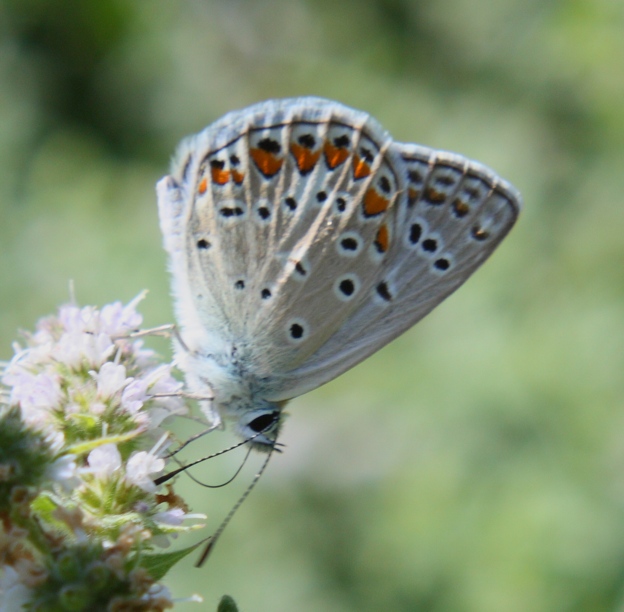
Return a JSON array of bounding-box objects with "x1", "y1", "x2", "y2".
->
[{"x1": 1, "y1": 0, "x2": 624, "y2": 610}]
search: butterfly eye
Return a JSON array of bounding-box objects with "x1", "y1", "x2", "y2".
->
[{"x1": 248, "y1": 411, "x2": 280, "y2": 433}]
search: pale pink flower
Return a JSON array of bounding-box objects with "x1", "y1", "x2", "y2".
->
[
  {"x1": 87, "y1": 444, "x2": 122, "y2": 477},
  {"x1": 126, "y1": 451, "x2": 164, "y2": 493}
]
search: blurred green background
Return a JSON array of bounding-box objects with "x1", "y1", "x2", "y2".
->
[{"x1": 2, "y1": 0, "x2": 624, "y2": 610}]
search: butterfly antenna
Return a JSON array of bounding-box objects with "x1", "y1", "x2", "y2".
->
[
  {"x1": 164, "y1": 423, "x2": 219, "y2": 459},
  {"x1": 195, "y1": 445, "x2": 275, "y2": 567},
  {"x1": 155, "y1": 426, "x2": 284, "y2": 486},
  {"x1": 155, "y1": 436, "x2": 260, "y2": 486},
  {"x1": 183, "y1": 446, "x2": 253, "y2": 489}
]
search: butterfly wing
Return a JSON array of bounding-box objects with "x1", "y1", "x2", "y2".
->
[
  {"x1": 159, "y1": 98, "x2": 397, "y2": 365},
  {"x1": 263, "y1": 144, "x2": 521, "y2": 400},
  {"x1": 158, "y1": 97, "x2": 520, "y2": 404}
]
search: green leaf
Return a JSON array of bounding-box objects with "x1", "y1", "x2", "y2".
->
[
  {"x1": 139, "y1": 540, "x2": 206, "y2": 581},
  {"x1": 218, "y1": 595, "x2": 239, "y2": 612}
]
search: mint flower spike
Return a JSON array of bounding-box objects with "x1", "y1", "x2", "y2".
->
[
  {"x1": 0, "y1": 295, "x2": 207, "y2": 610},
  {"x1": 2, "y1": 292, "x2": 187, "y2": 443}
]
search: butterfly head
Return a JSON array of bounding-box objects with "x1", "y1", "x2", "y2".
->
[{"x1": 233, "y1": 400, "x2": 287, "y2": 452}]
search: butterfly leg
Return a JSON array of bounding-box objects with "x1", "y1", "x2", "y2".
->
[{"x1": 123, "y1": 323, "x2": 191, "y2": 353}]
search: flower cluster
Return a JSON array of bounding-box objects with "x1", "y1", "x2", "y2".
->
[{"x1": 0, "y1": 295, "x2": 206, "y2": 610}]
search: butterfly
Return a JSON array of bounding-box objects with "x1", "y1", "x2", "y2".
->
[{"x1": 157, "y1": 97, "x2": 521, "y2": 451}]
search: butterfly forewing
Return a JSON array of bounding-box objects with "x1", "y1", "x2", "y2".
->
[
  {"x1": 161, "y1": 99, "x2": 405, "y2": 368},
  {"x1": 248, "y1": 119, "x2": 401, "y2": 373}
]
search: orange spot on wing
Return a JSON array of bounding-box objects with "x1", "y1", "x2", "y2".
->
[
  {"x1": 408, "y1": 187, "x2": 419, "y2": 203},
  {"x1": 323, "y1": 142, "x2": 350, "y2": 169},
  {"x1": 198, "y1": 177, "x2": 208, "y2": 194},
  {"x1": 250, "y1": 148, "x2": 283, "y2": 177},
  {"x1": 211, "y1": 167, "x2": 230, "y2": 185},
  {"x1": 374, "y1": 224, "x2": 389, "y2": 253},
  {"x1": 353, "y1": 154, "x2": 371, "y2": 179},
  {"x1": 231, "y1": 170, "x2": 245, "y2": 184},
  {"x1": 452, "y1": 198, "x2": 470, "y2": 217},
  {"x1": 425, "y1": 187, "x2": 446, "y2": 204},
  {"x1": 363, "y1": 188, "x2": 390, "y2": 216},
  {"x1": 290, "y1": 143, "x2": 321, "y2": 174}
]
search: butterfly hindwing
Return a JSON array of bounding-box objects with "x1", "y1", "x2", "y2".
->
[{"x1": 264, "y1": 144, "x2": 521, "y2": 400}]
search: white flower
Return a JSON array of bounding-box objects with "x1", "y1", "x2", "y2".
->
[
  {"x1": 58, "y1": 304, "x2": 96, "y2": 335},
  {"x1": 31, "y1": 316, "x2": 59, "y2": 346},
  {"x1": 100, "y1": 294, "x2": 144, "y2": 337},
  {"x1": 56, "y1": 331, "x2": 115, "y2": 370},
  {"x1": 95, "y1": 363, "x2": 130, "y2": 399},
  {"x1": 5, "y1": 370, "x2": 60, "y2": 409},
  {"x1": 145, "y1": 364, "x2": 183, "y2": 398},
  {"x1": 4, "y1": 371, "x2": 61, "y2": 429},
  {"x1": 141, "y1": 365, "x2": 186, "y2": 426},
  {"x1": 121, "y1": 378, "x2": 149, "y2": 415},
  {"x1": 87, "y1": 444, "x2": 122, "y2": 477},
  {"x1": 0, "y1": 296, "x2": 205, "y2": 605},
  {"x1": 154, "y1": 507, "x2": 185, "y2": 527},
  {"x1": 125, "y1": 451, "x2": 164, "y2": 492},
  {"x1": 151, "y1": 508, "x2": 186, "y2": 548}
]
